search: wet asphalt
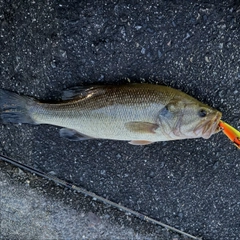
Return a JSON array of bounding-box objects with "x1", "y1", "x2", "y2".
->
[{"x1": 0, "y1": 1, "x2": 240, "y2": 240}]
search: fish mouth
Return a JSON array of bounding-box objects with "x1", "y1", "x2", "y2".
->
[{"x1": 194, "y1": 111, "x2": 222, "y2": 139}]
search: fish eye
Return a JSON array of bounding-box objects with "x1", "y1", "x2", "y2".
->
[{"x1": 198, "y1": 109, "x2": 207, "y2": 118}]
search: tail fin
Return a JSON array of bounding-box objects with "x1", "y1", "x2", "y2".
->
[{"x1": 0, "y1": 89, "x2": 36, "y2": 124}]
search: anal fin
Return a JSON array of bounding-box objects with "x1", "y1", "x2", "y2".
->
[{"x1": 60, "y1": 128, "x2": 94, "y2": 141}]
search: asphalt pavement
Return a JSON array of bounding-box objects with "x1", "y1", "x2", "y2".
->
[{"x1": 0, "y1": 1, "x2": 240, "y2": 240}]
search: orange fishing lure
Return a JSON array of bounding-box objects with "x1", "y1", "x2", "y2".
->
[{"x1": 219, "y1": 120, "x2": 240, "y2": 149}]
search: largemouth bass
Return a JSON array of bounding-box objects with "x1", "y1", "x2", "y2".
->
[{"x1": 0, "y1": 84, "x2": 222, "y2": 145}]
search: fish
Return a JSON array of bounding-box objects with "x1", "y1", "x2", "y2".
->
[{"x1": 0, "y1": 83, "x2": 222, "y2": 145}]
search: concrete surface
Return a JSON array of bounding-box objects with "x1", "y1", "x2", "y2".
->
[
  {"x1": 0, "y1": 161, "x2": 166, "y2": 240},
  {"x1": 0, "y1": 0, "x2": 240, "y2": 240}
]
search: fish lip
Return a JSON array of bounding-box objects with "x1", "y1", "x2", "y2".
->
[
  {"x1": 195, "y1": 111, "x2": 222, "y2": 139},
  {"x1": 214, "y1": 112, "x2": 223, "y2": 132}
]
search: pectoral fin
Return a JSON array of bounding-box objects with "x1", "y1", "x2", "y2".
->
[
  {"x1": 125, "y1": 122, "x2": 159, "y2": 134},
  {"x1": 129, "y1": 140, "x2": 154, "y2": 145},
  {"x1": 59, "y1": 128, "x2": 94, "y2": 141}
]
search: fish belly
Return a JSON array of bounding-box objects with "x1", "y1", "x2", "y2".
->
[{"x1": 30, "y1": 103, "x2": 168, "y2": 142}]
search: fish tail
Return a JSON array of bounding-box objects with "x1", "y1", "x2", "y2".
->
[{"x1": 0, "y1": 89, "x2": 36, "y2": 124}]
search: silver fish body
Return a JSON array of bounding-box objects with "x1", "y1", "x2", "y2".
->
[{"x1": 0, "y1": 84, "x2": 222, "y2": 145}]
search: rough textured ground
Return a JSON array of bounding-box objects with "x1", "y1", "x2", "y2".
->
[{"x1": 0, "y1": 0, "x2": 240, "y2": 240}]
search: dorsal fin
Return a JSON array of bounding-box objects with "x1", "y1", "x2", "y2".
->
[{"x1": 61, "y1": 85, "x2": 106, "y2": 101}]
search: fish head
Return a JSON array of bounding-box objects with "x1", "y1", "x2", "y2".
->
[{"x1": 158, "y1": 96, "x2": 222, "y2": 140}]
